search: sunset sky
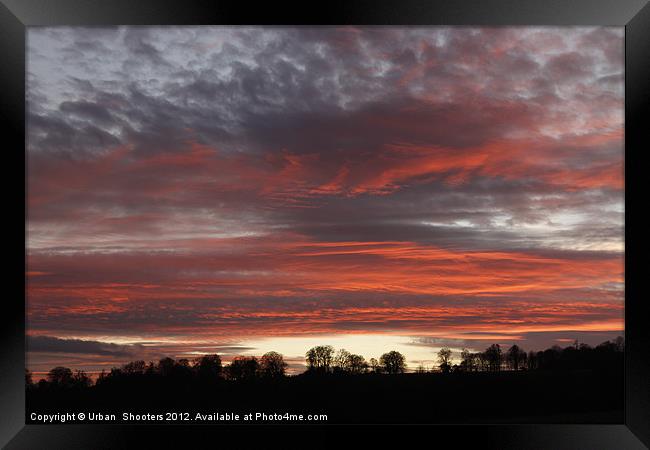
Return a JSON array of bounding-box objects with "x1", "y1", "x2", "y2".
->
[{"x1": 26, "y1": 26, "x2": 624, "y2": 375}]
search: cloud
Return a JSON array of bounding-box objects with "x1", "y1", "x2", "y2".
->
[{"x1": 27, "y1": 335, "x2": 143, "y2": 357}]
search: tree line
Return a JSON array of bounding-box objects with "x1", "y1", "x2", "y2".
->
[
  {"x1": 26, "y1": 336, "x2": 624, "y2": 390},
  {"x1": 454, "y1": 336, "x2": 624, "y2": 373}
]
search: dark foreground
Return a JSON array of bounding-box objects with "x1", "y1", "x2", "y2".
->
[{"x1": 27, "y1": 368, "x2": 622, "y2": 424}]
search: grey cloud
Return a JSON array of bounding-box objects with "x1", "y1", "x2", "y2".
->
[
  {"x1": 60, "y1": 100, "x2": 116, "y2": 125},
  {"x1": 26, "y1": 26, "x2": 623, "y2": 161},
  {"x1": 544, "y1": 51, "x2": 595, "y2": 80},
  {"x1": 28, "y1": 112, "x2": 121, "y2": 156},
  {"x1": 27, "y1": 335, "x2": 143, "y2": 357}
]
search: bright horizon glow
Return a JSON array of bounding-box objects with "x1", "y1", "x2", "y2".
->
[{"x1": 239, "y1": 334, "x2": 466, "y2": 372}]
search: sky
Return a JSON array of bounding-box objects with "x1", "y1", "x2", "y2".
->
[{"x1": 26, "y1": 26, "x2": 624, "y2": 375}]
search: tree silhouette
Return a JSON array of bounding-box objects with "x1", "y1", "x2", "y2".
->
[
  {"x1": 538, "y1": 346, "x2": 562, "y2": 370},
  {"x1": 96, "y1": 369, "x2": 107, "y2": 384},
  {"x1": 506, "y1": 345, "x2": 526, "y2": 371},
  {"x1": 306, "y1": 345, "x2": 334, "y2": 373},
  {"x1": 526, "y1": 351, "x2": 537, "y2": 370},
  {"x1": 47, "y1": 366, "x2": 74, "y2": 388},
  {"x1": 331, "y1": 349, "x2": 368, "y2": 374},
  {"x1": 259, "y1": 351, "x2": 287, "y2": 378},
  {"x1": 437, "y1": 347, "x2": 452, "y2": 373},
  {"x1": 73, "y1": 370, "x2": 92, "y2": 388},
  {"x1": 122, "y1": 360, "x2": 146, "y2": 375},
  {"x1": 380, "y1": 350, "x2": 406, "y2": 374},
  {"x1": 477, "y1": 351, "x2": 490, "y2": 371},
  {"x1": 194, "y1": 354, "x2": 223, "y2": 380},
  {"x1": 460, "y1": 348, "x2": 477, "y2": 372},
  {"x1": 157, "y1": 357, "x2": 176, "y2": 377},
  {"x1": 26, "y1": 338, "x2": 625, "y2": 426},
  {"x1": 27, "y1": 335, "x2": 626, "y2": 410},
  {"x1": 227, "y1": 356, "x2": 259, "y2": 381},
  {"x1": 484, "y1": 344, "x2": 502, "y2": 372},
  {"x1": 334, "y1": 349, "x2": 352, "y2": 372},
  {"x1": 347, "y1": 354, "x2": 368, "y2": 374}
]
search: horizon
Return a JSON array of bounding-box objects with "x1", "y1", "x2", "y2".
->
[
  {"x1": 26, "y1": 26, "x2": 624, "y2": 376},
  {"x1": 27, "y1": 333, "x2": 625, "y2": 382}
]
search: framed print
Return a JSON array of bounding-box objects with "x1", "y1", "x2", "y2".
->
[{"x1": 1, "y1": 0, "x2": 649, "y2": 448}]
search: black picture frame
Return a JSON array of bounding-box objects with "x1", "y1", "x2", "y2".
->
[{"x1": 2, "y1": 0, "x2": 648, "y2": 448}]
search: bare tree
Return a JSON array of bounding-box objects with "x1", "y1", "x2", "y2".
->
[
  {"x1": 348, "y1": 354, "x2": 368, "y2": 374},
  {"x1": 380, "y1": 351, "x2": 406, "y2": 374},
  {"x1": 477, "y1": 352, "x2": 489, "y2": 371},
  {"x1": 306, "y1": 345, "x2": 334, "y2": 373},
  {"x1": 437, "y1": 347, "x2": 453, "y2": 373},
  {"x1": 334, "y1": 349, "x2": 352, "y2": 372},
  {"x1": 259, "y1": 351, "x2": 287, "y2": 378},
  {"x1": 122, "y1": 360, "x2": 146, "y2": 375},
  {"x1": 506, "y1": 345, "x2": 526, "y2": 371},
  {"x1": 460, "y1": 348, "x2": 476, "y2": 372},
  {"x1": 73, "y1": 370, "x2": 92, "y2": 388},
  {"x1": 330, "y1": 349, "x2": 367, "y2": 374},
  {"x1": 484, "y1": 344, "x2": 502, "y2": 372}
]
